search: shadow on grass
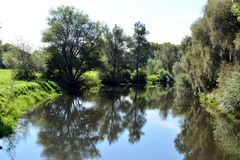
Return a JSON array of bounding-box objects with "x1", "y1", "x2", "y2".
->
[{"x1": 0, "y1": 119, "x2": 13, "y2": 138}]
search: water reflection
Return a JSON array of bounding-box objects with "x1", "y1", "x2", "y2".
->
[
  {"x1": 1, "y1": 87, "x2": 240, "y2": 160},
  {"x1": 32, "y1": 96, "x2": 103, "y2": 160},
  {"x1": 28, "y1": 87, "x2": 174, "y2": 160},
  {"x1": 174, "y1": 89, "x2": 240, "y2": 160}
]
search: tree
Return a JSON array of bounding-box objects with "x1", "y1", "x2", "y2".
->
[
  {"x1": 221, "y1": 72, "x2": 240, "y2": 114},
  {"x1": 180, "y1": 36, "x2": 192, "y2": 55},
  {"x1": 32, "y1": 49, "x2": 50, "y2": 74},
  {"x1": 103, "y1": 25, "x2": 130, "y2": 84},
  {"x1": 0, "y1": 43, "x2": 4, "y2": 68},
  {"x1": 2, "y1": 42, "x2": 36, "y2": 80},
  {"x1": 130, "y1": 22, "x2": 150, "y2": 83},
  {"x1": 154, "y1": 43, "x2": 181, "y2": 74},
  {"x1": 42, "y1": 6, "x2": 103, "y2": 92},
  {"x1": 174, "y1": 0, "x2": 240, "y2": 92}
]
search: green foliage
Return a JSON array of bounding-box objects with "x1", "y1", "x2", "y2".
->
[
  {"x1": 174, "y1": 0, "x2": 240, "y2": 92},
  {"x1": 199, "y1": 93, "x2": 218, "y2": 110},
  {"x1": 129, "y1": 22, "x2": 150, "y2": 82},
  {"x1": 232, "y1": 1, "x2": 240, "y2": 21},
  {"x1": 80, "y1": 71, "x2": 101, "y2": 90},
  {"x1": 32, "y1": 50, "x2": 50, "y2": 74},
  {"x1": 158, "y1": 69, "x2": 174, "y2": 86},
  {"x1": 2, "y1": 43, "x2": 36, "y2": 80},
  {"x1": 154, "y1": 43, "x2": 181, "y2": 73},
  {"x1": 102, "y1": 25, "x2": 130, "y2": 85},
  {"x1": 101, "y1": 69, "x2": 131, "y2": 85},
  {"x1": 213, "y1": 115, "x2": 240, "y2": 158},
  {"x1": 43, "y1": 6, "x2": 103, "y2": 92},
  {"x1": 175, "y1": 73, "x2": 191, "y2": 89},
  {"x1": 147, "y1": 74, "x2": 160, "y2": 85},
  {"x1": 0, "y1": 69, "x2": 61, "y2": 136},
  {"x1": 146, "y1": 59, "x2": 157, "y2": 75},
  {"x1": 130, "y1": 69, "x2": 147, "y2": 84},
  {"x1": 0, "y1": 43, "x2": 5, "y2": 69},
  {"x1": 221, "y1": 72, "x2": 240, "y2": 114}
]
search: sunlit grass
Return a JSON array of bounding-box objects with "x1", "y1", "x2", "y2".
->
[{"x1": 0, "y1": 69, "x2": 61, "y2": 136}]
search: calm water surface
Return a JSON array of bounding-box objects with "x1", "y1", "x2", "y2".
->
[{"x1": 1, "y1": 87, "x2": 240, "y2": 160}]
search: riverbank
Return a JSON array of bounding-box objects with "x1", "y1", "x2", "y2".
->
[
  {"x1": 0, "y1": 69, "x2": 62, "y2": 137},
  {"x1": 199, "y1": 92, "x2": 240, "y2": 125}
]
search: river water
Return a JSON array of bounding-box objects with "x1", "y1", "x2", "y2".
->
[{"x1": 1, "y1": 87, "x2": 240, "y2": 160}]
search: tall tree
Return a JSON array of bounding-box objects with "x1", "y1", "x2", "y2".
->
[
  {"x1": 131, "y1": 22, "x2": 150, "y2": 83},
  {"x1": 104, "y1": 25, "x2": 130, "y2": 84},
  {"x1": 42, "y1": 6, "x2": 103, "y2": 92}
]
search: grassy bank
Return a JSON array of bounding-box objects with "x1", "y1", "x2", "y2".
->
[{"x1": 0, "y1": 69, "x2": 62, "y2": 136}]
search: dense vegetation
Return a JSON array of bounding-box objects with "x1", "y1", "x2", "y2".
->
[{"x1": 173, "y1": 0, "x2": 240, "y2": 118}]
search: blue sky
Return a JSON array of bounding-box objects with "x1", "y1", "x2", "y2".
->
[{"x1": 0, "y1": 0, "x2": 207, "y2": 49}]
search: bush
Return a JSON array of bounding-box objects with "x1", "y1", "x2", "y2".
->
[
  {"x1": 131, "y1": 69, "x2": 147, "y2": 84},
  {"x1": 221, "y1": 72, "x2": 240, "y2": 114},
  {"x1": 2, "y1": 47, "x2": 36, "y2": 80},
  {"x1": 80, "y1": 71, "x2": 101, "y2": 89},
  {"x1": 159, "y1": 69, "x2": 174, "y2": 87},
  {"x1": 101, "y1": 70, "x2": 131, "y2": 85},
  {"x1": 147, "y1": 74, "x2": 160, "y2": 85}
]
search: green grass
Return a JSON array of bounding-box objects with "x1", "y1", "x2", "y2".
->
[{"x1": 0, "y1": 69, "x2": 62, "y2": 136}]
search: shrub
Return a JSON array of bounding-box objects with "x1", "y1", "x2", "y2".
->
[
  {"x1": 159, "y1": 69, "x2": 174, "y2": 86},
  {"x1": 131, "y1": 69, "x2": 147, "y2": 84},
  {"x1": 80, "y1": 71, "x2": 101, "y2": 89},
  {"x1": 147, "y1": 74, "x2": 160, "y2": 85},
  {"x1": 221, "y1": 72, "x2": 240, "y2": 114},
  {"x1": 101, "y1": 70, "x2": 131, "y2": 85}
]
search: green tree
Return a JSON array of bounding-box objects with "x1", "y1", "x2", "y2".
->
[
  {"x1": 103, "y1": 25, "x2": 130, "y2": 85},
  {"x1": 221, "y1": 72, "x2": 240, "y2": 114},
  {"x1": 130, "y1": 22, "x2": 150, "y2": 83},
  {"x1": 2, "y1": 42, "x2": 36, "y2": 80},
  {"x1": 154, "y1": 43, "x2": 180, "y2": 74},
  {"x1": 232, "y1": 0, "x2": 240, "y2": 20},
  {"x1": 175, "y1": 0, "x2": 240, "y2": 92},
  {"x1": 32, "y1": 49, "x2": 50, "y2": 74},
  {"x1": 180, "y1": 36, "x2": 192, "y2": 55},
  {"x1": 0, "y1": 26, "x2": 3, "y2": 68},
  {"x1": 42, "y1": 6, "x2": 103, "y2": 92},
  {"x1": 0, "y1": 43, "x2": 4, "y2": 68}
]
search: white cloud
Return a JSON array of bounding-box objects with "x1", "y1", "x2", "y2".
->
[{"x1": 147, "y1": 110, "x2": 180, "y2": 131}]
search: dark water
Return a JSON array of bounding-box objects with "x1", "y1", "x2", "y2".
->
[{"x1": 1, "y1": 87, "x2": 240, "y2": 160}]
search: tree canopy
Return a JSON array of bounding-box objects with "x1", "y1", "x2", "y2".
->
[{"x1": 43, "y1": 6, "x2": 103, "y2": 92}]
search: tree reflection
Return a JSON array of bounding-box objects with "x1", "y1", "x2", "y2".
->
[
  {"x1": 214, "y1": 114, "x2": 240, "y2": 159},
  {"x1": 33, "y1": 96, "x2": 103, "y2": 160},
  {"x1": 30, "y1": 87, "x2": 151, "y2": 159},
  {"x1": 173, "y1": 88, "x2": 240, "y2": 160},
  {"x1": 3, "y1": 86, "x2": 240, "y2": 160},
  {"x1": 123, "y1": 87, "x2": 147, "y2": 143},
  {"x1": 0, "y1": 118, "x2": 30, "y2": 160},
  {"x1": 97, "y1": 87, "x2": 131, "y2": 144}
]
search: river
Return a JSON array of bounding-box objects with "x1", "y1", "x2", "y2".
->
[{"x1": 0, "y1": 86, "x2": 240, "y2": 160}]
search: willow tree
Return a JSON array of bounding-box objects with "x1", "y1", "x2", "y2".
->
[
  {"x1": 103, "y1": 25, "x2": 130, "y2": 84},
  {"x1": 43, "y1": 6, "x2": 103, "y2": 92}
]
